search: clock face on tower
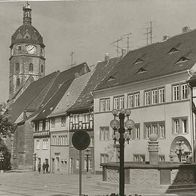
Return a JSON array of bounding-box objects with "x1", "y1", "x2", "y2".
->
[{"x1": 26, "y1": 45, "x2": 36, "y2": 54}]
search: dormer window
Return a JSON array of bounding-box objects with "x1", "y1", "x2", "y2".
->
[
  {"x1": 107, "y1": 76, "x2": 115, "y2": 82},
  {"x1": 168, "y1": 47, "x2": 179, "y2": 54},
  {"x1": 176, "y1": 56, "x2": 189, "y2": 64},
  {"x1": 134, "y1": 58, "x2": 143, "y2": 65},
  {"x1": 137, "y1": 67, "x2": 147, "y2": 74}
]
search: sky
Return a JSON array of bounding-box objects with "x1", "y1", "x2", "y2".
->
[{"x1": 1, "y1": 0, "x2": 196, "y2": 102}]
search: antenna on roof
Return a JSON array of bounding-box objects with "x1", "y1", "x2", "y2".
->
[
  {"x1": 123, "y1": 32, "x2": 132, "y2": 52},
  {"x1": 70, "y1": 51, "x2": 76, "y2": 67},
  {"x1": 111, "y1": 37, "x2": 123, "y2": 57},
  {"x1": 145, "y1": 21, "x2": 153, "y2": 45}
]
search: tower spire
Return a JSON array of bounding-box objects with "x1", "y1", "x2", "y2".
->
[{"x1": 23, "y1": 1, "x2": 32, "y2": 25}]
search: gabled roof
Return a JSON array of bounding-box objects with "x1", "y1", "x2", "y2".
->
[
  {"x1": 32, "y1": 62, "x2": 90, "y2": 121},
  {"x1": 9, "y1": 62, "x2": 90, "y2": 123},
  {"x1": 96, "y1": 29, "x2": 196, "y2": 91},
  {"x1": 48, "y1": 72, "x2": 93, "y2": 117},
  {"x1": 8, "y1": 71, "x2": 59, "y2": 123},
  {"x1": 68, "y1": 57, "x2": 120, "y2": 113}
]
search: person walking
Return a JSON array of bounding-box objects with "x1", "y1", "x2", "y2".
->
[
  {"x1": 38, "y1": 161, "x2": 41, "y2": 174},
  {"x1": 42, "y1": 162, "x2": 46, "y2": 174}
]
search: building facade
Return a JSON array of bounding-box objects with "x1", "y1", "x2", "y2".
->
[{"x1": 93, "y1": 29, "x2": 196, "y2": 172}]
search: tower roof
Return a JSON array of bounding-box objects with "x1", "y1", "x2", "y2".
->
[{"x1": 10, "y1": 2, "x2": 44, "y2": 47}]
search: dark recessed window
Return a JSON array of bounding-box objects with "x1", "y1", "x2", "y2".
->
[
  {"x1": 29, "y1": 63, "x2": 33, "y2": 72},
  {"x1": 15, "y1": 63, "x2": 20, "y2": 72},
  {"x1": 137, "y1": 67, "x2": 147, "y2": 74},
  {"x1": 40, "y1": 65, "x2": 44, "y2": 73},
  {"x1": 176, "y1": 57, "x2": 189, "y2": 64},
  {"x1": 16, "y1": 78, "x2": 20, "y2": 87},
  {"x1": 134, "y1": 58, "x2": 143, "y2": 65},
  {"x1": 168, "y1": 48, "x2": 179, "y2": 54}
]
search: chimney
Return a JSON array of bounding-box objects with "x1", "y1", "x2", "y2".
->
[
  {"x1": 162, "y1": 35, "x2": 169, "y2": 41},
  {"x1": 104, "y1": 53, "x2": 110, "y2": 62},
  {"x1": 121, "y1": 48, "x2": 126, "y2": 57},
  {"x1": 182, "y1": 26, "x2": 191, "y2": 33}
]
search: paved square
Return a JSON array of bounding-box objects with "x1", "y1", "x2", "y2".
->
[{"x1": 0, "y1": 171, "x2": 194, "y2": 196}]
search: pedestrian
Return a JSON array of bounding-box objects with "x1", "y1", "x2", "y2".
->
[
  {"x1": 42, "y1": 162, "x2": 46, "y2": 174},
  {"x1": 45, "y1": 162, "x2": 49, "y2": 173},
  {"x1": 38, "y1": 162, "x2": 41, "y2": 174}
]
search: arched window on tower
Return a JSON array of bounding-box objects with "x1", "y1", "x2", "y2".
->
[
  {"x1": 40, "y1": 65, "x2": 44, "y2": 73},
  {"x1": 29, "y1": 63, "x2": 33, "y2": 72},
  {"x1": 15, "y1": 63, "x2": 20, "y2": 72},
  {"x1": 16, "y1": 78, "x2": 20, "y2": 87}
]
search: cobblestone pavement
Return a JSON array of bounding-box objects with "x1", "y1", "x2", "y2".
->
[{"x1": 0, "y1": 171, "x2": 194, "y2": 196}]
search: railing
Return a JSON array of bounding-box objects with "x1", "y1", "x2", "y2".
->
[
  {"x1": 33, "y1": 131, "x2": 50, "y2": 138},
  {"x1": 70, "y1": 120, "x2": 93, "y2": 130}
]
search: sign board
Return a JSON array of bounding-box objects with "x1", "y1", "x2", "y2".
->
[{"x1": 72, "y1": 130, "x2": 90, "y2": 151}]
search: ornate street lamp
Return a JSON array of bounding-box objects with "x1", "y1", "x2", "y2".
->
[{"x1": 110, "y1": 109, "x2": 135, "y2": 196}]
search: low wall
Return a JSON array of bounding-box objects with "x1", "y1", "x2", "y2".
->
[{"x1": 101, "y1": 162, "x2": 196, "y2": 193}]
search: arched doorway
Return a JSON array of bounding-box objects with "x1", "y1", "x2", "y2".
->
[{"x1": 170, "y1": 136, "x2": 192, "y2": 162}]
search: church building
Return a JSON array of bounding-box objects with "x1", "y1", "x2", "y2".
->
[{"x1": 9, "y1": 2, "x2": 45, "y2": 102}]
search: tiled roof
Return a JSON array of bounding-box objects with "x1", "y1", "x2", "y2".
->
[
  {"x1": 9, "y1": 62, "x2": 90, "y2": 123},
  {"x1": 8, "y1": 71, "x2": 59, "y2": 123},
  {"x1": 48, "y1": 72, "x2": 93, "y2": 117},
  {"x1": 68, "y1": 57, "x2": 120, "y2": 113},
  {"x1": 32, "y1": 62, "x2": 90, "y2": 121},
  {"x1": 96, "y1": 29, "x2": 196, "y2": 91},
  {"x1": 11, "y1": 24, "x2": 44, "y2": 47}
]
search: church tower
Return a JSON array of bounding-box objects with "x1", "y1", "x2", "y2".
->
[{"x1": 9, "y1": 2, "x2": 45, "y2": 100}]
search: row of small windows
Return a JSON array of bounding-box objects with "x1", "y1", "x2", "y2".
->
[
  {"x1": 99, "y1": 117, "x2": 188, "y2": 141},
  {"x1": 51, "y1": 117, "x2": 66, "y2": 128},
  {"x1": 99, "y1": 84, "x2": 188, "y2": 112},
  {"x1": 52, "y1": 135, "x2": 68, "y2": 146},
  {"x1": 14, "y1": 63, "x2": 44, "y2": 73},
  {"x1": 36, "y1": 139, "x2": 48, "y2": 150}
]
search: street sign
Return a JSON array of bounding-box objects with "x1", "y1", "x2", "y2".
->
[{"x1": 72, "y1": 130, "x2": 90, "y2": 151}]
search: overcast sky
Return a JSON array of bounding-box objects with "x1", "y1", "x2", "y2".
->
[{"x1": 0, "y1": 0, "x2": 196, "y2": 102}]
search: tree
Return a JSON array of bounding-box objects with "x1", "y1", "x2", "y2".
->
[{"x1": 0, "y1": 103, "x2": 16, "y2": 137}]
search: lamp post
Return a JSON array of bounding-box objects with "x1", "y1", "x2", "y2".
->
[
  {"x1": 110, "y1": 109, "x2": 135, "y2": 196},
  {"x1": 84, "y1": 148, "x2": 91, "y2": 172}
]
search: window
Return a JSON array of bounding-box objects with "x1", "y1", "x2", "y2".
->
[
  {"x1": 144, "y1": 121, "x2": 165, "y2": 139},
  {"x1": 16, "y1": 78, "x2": 20, "y2": 87},
  {"x1": 36, "y1": 140, "x2": 40, "y2": 150},
  {"x1": 17, "y1": 45, "x2": 22, "y2": 51},
  {"x1": 172, "y1": 117, "x2": 188, "y2": 134},
  {"x1": 29, "y1": 63, "x2": 33, "y2": 72},
  {"x1": 127, "y1": 92, "x2": 140, "y2": 108},
  {"x1": 40, "y1": 65, "x2": 44, "y2": 73},
  {"x1": 38, "y1": 121, "x2": 43, "y2": 131},
  {"x1": 45, "y1": 120, "x2": 49, "y2": 130},
  {"x1": 173, "y1": 85, "x2": 180, "y2": 101},
  {"x1": 100, "y1": 153, "x2": 109, "y2": 164},
  {"x1": 159, "y1": 155, "x2": 165, "y2": 162},
  {"x1": 172, "y1": 83, "x2": 188, "y2": 101},
  {"x1": 159, "y1": 88, "x2": 165, "y2": 103},
  {"x1": 100, "y1": 127, "x2": 110, "y2": 141},
  {"x1": 134, "y1": 124, "x2": 140, "y2": 140},
  {"x1": 61, "y1": 116, "x2": 66, "y2": 127},
  {"x1": 144, "y1": 91, "x2": 151, "y2": 105},
  {"x1": 133, "y1": 154, "x2": 145, "y2": 162},
  {"x1": 52, "y1": 135, "x2": 56, "y2": 145},
  {"x1": 152, "y1": 89, "x2": 158, "y2": 104},
  {"x1": 76, "y1": 159, "x2": 79, "y2": 169},
  {"x1": 100, "y1": 98, "x2": 110, "y2": 112},
  {"x1": 144, "y1": 87, "x2": 165, "y2": 106},
  {"x1": 181, "y1": 84, "x2": 188, "y2": 100},
  {"x1": 113, "y1": 95, "x2": 124, "y2": 110},
  {"x1": 51, "y1": 118, "x2": 55, "y2": 128},
  {"x1": 43, "y1": 139, "x2": 48, "y2": 150},
  {"x1": 15, "y1": 63, "x2": 20, "y2": 72}
]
